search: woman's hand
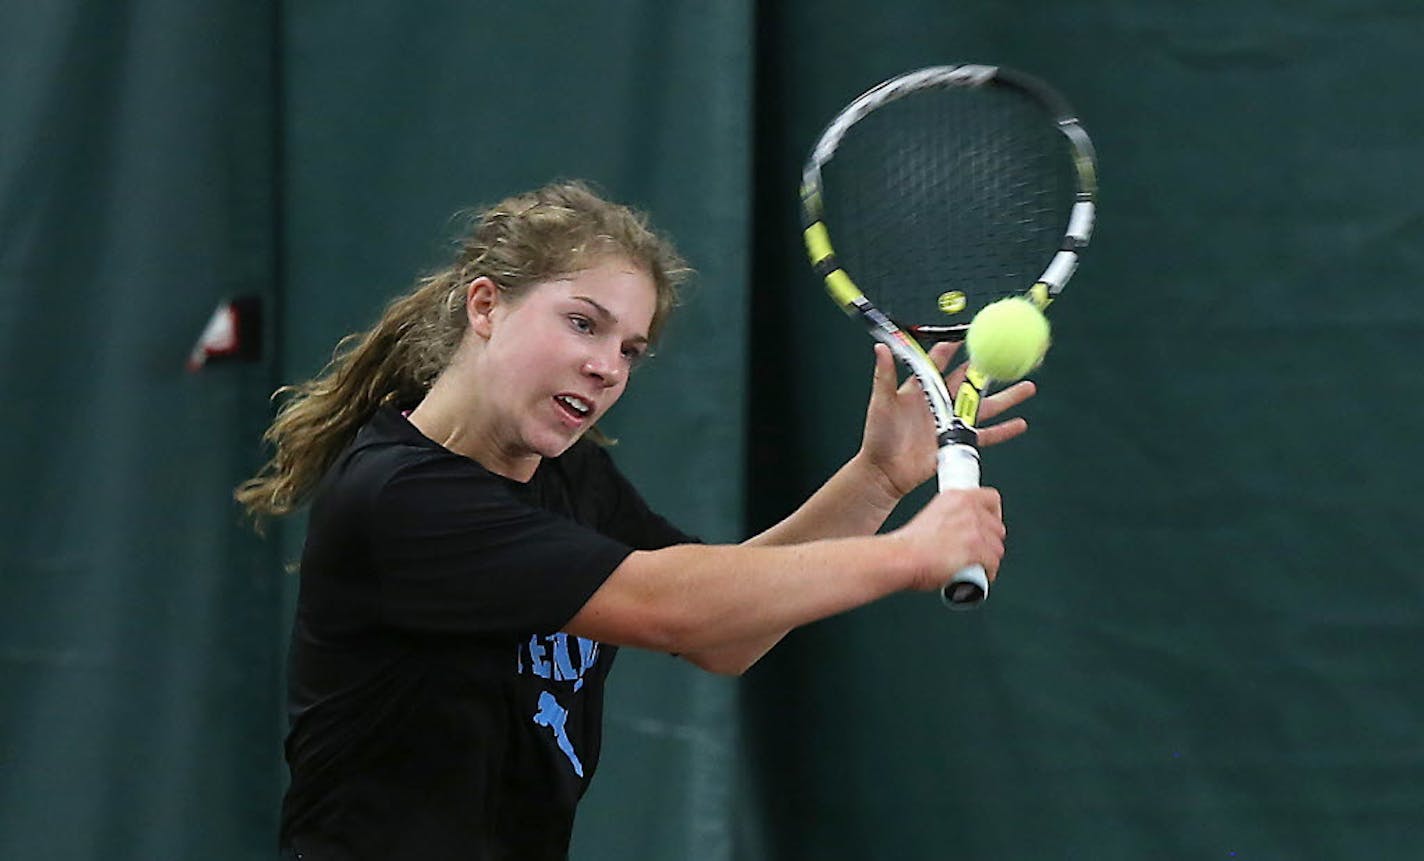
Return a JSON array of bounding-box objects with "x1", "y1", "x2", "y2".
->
[
  {"x1": 858, "y1": 342, "x2": 1039, "y2": 500},
  {"x1": 895, "y1": 486, "x2": 1006, "y2": 590}
]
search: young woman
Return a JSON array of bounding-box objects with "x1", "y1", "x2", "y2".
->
[{"x1": 238, "y1": 181, "x2": 1035, "y2": 860}]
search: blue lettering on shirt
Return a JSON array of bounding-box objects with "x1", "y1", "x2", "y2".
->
[
  {"x1": 526, "y1": 636, "x2": 551, "y2": 678},
  {"x1": 532, "y1": 691, "x2": 584, "y2": 777},
  {"x1": 552, "y1": 634, "x2": 578, "y2": 683},
  {"x1": 518, "y1": 633, "x2": 599, "y2": 690},
  {"x1": 517, "y1": 633, "x2": 603, "y2": 775}
]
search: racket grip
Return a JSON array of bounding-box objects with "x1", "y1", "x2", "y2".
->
[
  {"x1": 942, "y1": 565, "x2": 989, "y2": 608},
  {"x1": 936, "y1": 443, "x2": 990, "y2": 609}
]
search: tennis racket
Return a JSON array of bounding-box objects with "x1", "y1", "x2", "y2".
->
[{"x1": 800, "y1": 64, "x2": 1097, "y2": 608}]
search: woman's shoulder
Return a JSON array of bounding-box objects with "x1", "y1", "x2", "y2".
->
[{"x1": 334, "y1": 407, "x2": 499, "y2": 495}]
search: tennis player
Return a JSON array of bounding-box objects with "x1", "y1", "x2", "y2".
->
[{"x1": 238, "y1": 181, "x2": 1035, "y2": 860}]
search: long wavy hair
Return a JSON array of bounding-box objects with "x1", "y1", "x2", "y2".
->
[{"x1": 235, "y1": 181, "x2": 689, "y2": 524}]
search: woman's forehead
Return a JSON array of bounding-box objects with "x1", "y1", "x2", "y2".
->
[{"x1": 540, "y1": 260, "x2": 656, "y2": 315}]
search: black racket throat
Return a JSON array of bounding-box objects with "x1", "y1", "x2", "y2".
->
[
  {"x1": 938, "y1": 425, "x2": 978, "y2": 449},
  {"x1": 908, "y1": 323, "x2": 967, "y2": 344}
]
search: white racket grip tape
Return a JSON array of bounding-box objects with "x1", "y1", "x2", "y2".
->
[
  {"x1": 936, "y1": 443, "x2": 980, "y2": 490},
  {"x1": 936, "y1": 444, "x2": 990, "y2": 609}
]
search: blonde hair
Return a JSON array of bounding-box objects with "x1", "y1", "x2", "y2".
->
[{"x1": 236, "y1": 180, "x2": 689, "y2": 523}]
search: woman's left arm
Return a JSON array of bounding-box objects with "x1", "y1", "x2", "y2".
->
[{"x1": 679, "y1": 341, "x2": 1038, "y2": 674}]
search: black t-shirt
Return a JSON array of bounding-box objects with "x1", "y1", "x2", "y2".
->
[{"x1": 280, "y1": 407, "x2": 693, "y2": 860}]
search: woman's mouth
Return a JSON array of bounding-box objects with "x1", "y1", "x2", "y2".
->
[{"x1": 553, "y1": 393, "x2": 593, "y2": 424}]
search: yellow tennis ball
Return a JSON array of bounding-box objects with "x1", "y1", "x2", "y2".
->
[{"x1": 965, "y1": 297, "x2": 1051, "y2": 382}]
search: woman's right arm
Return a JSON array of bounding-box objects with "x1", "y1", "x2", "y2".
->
[{"x1": 563, "y1": 487, "x2": 1005, "y2": 658}]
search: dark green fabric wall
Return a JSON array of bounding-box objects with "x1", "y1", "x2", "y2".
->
[
  {"x1": 2, "y1": 2, "x2": 1420, "y2": 859},
  {"x1": 743, "y1": 4, "x2": 1424, "y2": 859},
  {"x1": 0, "y1": 2, "x2": 282, "y2": 857}
]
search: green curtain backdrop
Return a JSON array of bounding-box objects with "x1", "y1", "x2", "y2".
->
[
  {"x1": 2, "y1": 1, "x2": 1420, "y2": 859},
  {"x1": 0, "y1": 2, "x2": 282, "y2": 858},
  {"x1": 742, "y1": 3, "x2": 1424, "y2": 859}
]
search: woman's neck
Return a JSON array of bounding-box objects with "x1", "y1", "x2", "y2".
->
[{"x1": 406, "y1": 369, "x2": 541, "y2": 483}]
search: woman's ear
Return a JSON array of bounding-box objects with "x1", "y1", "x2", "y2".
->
[{"x1": 466, "y1": 277, "x2": 499, "y2": 338}]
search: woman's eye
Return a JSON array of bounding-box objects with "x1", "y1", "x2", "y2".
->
[
  {"x1": 622, "y1": 346, "x2": 646, "y2": 363},
  {"x1": 569, "y1": 315, "x2": 594, "y2": 334}
]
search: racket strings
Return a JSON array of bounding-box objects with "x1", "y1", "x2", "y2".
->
[{"x1": 820, "y1": 84, "x2": 1076, "y2": 329}]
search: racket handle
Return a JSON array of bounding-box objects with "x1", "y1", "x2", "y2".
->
[
  {"x1": 942, "y1": 566, "x2": 989, "y2": 608},
  {"x1": 936, "y1": 444, "x2": 990, "y2": 609}
]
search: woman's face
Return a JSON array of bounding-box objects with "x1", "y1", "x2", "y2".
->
[{"x1": 476, "y1": 256, "x2": 658, "y2": 464}]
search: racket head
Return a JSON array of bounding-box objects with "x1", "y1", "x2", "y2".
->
[{"x1": 802, "y1": 65, "x2": 1097, "y2": 341}]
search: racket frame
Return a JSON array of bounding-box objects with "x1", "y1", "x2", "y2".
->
[{"x1": 800, "y1": 64, "x2": 1097, "y2": 608}]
